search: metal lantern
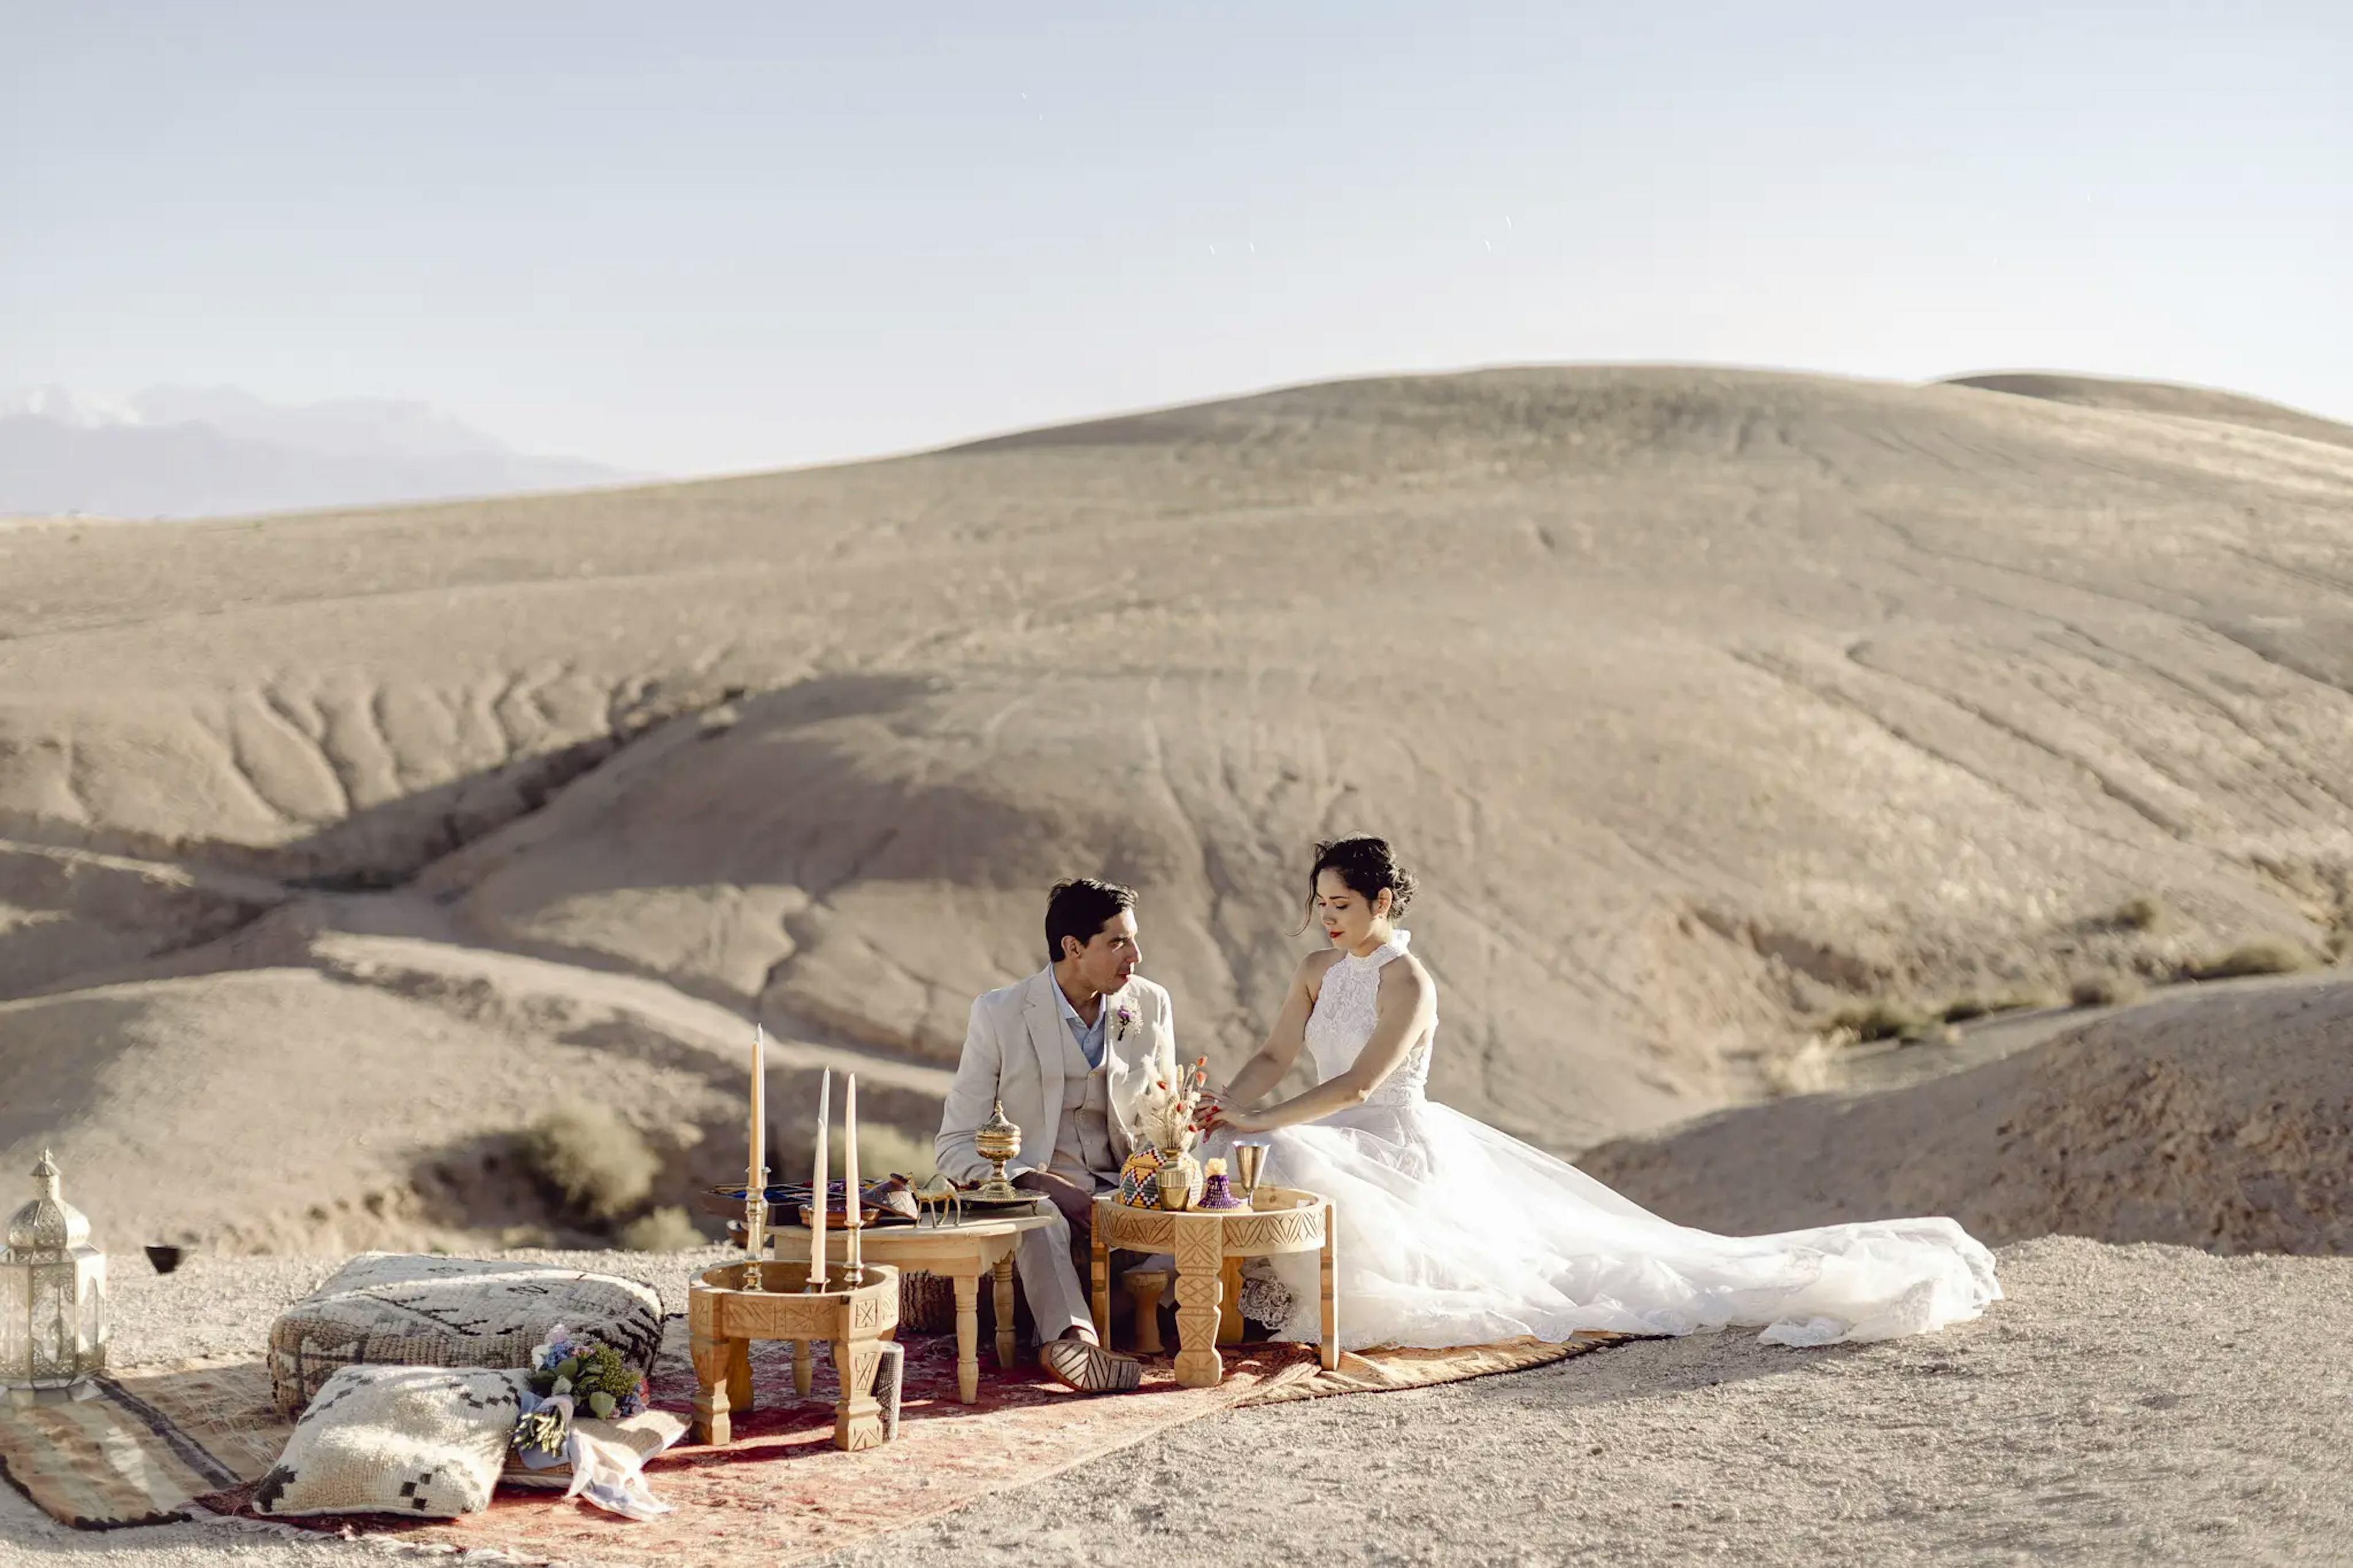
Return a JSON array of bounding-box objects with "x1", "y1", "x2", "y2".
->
[{"x1": 2, "y1": 1151, "x2": 108, "y2": 1404}]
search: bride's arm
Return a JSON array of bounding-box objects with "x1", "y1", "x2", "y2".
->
[
  {"x1": 1205, "y1": 953, "x2": 1322, "y2": 1115},
  {"x1": 1219, "y1": 960, "x2": 1434, "y2": 1134}
]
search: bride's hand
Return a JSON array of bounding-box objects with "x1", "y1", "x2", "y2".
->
[{"x1": 1211, "y1": 1107, "x2": 1270, "y2": 1135}]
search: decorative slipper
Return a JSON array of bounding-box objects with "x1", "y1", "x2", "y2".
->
[{"x1": 1040, "y1": 1337, "x2": 1142, "y2": 1395}]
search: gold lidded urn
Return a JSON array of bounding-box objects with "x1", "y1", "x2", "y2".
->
[{"x1": 971, "y1": 1099, "x2": 1022, "y2": 1201}]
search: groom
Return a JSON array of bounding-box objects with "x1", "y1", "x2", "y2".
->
[{"x1": 934, "y1": 877, "x2": 1177, "y2": 1394}]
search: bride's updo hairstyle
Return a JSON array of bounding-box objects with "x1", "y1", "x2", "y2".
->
[{"x1": 1304, "y1": 835, "x2": 1417, "y2": 926}]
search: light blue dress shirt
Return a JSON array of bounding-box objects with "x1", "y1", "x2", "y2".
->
[{"x1": 1049, "y1": 972, "x2": 1110, "y2": 1069}]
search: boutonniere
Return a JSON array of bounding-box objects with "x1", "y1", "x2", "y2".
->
[{"x1": 1112, "y1": 1002, "x2": 1137, "y2": 1039}]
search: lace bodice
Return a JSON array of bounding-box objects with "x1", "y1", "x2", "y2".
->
[{"x1": 1303, "y1": 930, "x2": 1432, "y2": 1108}]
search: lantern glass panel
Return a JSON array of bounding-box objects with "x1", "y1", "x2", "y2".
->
[
  {"x1": 31, "y1": 1261, "x2": 76, "y2": 1385},
  {"x1": 0, "y1": 1259, "x2": 25, "y2": 1384},
  {"x1": 77, "y1": 1254, "x2": 106, "y2": 1373}
]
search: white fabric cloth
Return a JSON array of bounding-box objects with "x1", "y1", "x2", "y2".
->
[{"x1": 1226, "y1": 931, "x2": 2003, "y2": 1351}]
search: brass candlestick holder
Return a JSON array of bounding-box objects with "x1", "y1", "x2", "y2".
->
[
  {"x1": 971, "y1": 1099, "x2": 1023, "y2": 1202},
  {"x1": 741, "y1": 1168, "x2": 770, "y2": 1292}
]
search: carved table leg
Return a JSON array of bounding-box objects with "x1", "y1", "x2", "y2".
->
[
  {"x1": 1171, "y1": 1225, "x2": 1225, "y2": 1387},
  {"x1": 832, "y1": 1324, "x2": 887, "y2": 1452},
  {"x1": 726, "y1": 1333, "x2": 754, "y2": 1415},
  {"x1": 1319, "y1": 1201, "x2": 1339, "y2": 1371},
  {"x1": 1089, "y1": 1224, "x2": 1112, "y2": 1344},
  {"x1": 992, "y1": 1254, "x2": 1019, "y2": 1372},
  {"x1": 1218, "y1": 1256, "x2": 1245, "y2": 1346},
  {"x1": 951, "y1": 1270, "x2": 981, "y2": 1404},
  {"x1": 689, "y1": 1324, "x2": 735, "y2": 1445},
  {"x1": 792, "y1": 1338, "x2": 813, "y2": 1399}
]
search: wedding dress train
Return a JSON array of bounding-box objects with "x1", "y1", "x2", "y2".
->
[{"x1": 1227, "y1": 933, "x2": 2000, "y2": 1350}]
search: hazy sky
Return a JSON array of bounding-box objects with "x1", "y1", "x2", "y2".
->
[{"x1": 6, "y1": 4, "x2": 2348, "y2": 475}]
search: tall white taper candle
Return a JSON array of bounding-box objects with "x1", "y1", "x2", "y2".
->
[
  {"x1": 748, "y1": 1024, "x2": 765, "y2": 1195},
  {"x1": 843, "y1": 1074, "x2": 860, "y2": 1272},
  {"x1": 809, "y1": 1069, "x2": 831, "y2": 1289}
]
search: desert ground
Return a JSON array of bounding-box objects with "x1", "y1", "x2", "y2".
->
[
  {"x1": 3, "y1": 366, "x2": 2351, "y2": 1562},
  {"x1": 3, "y1": 1235, "x2": 2350, "y2": 1566}
]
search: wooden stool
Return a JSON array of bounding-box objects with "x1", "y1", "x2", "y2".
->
[{"x1": 1123, "y1": 1267, "x2": 1169, "y2": 1353}]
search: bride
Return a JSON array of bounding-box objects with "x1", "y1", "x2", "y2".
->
[{"x1": 1201, "y1": 835, "x2": 2001, "y2": 1350}]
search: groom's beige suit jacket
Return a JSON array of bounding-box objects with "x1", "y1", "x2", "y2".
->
[{"x1": 934, "y1": 968, "x2": 1178, "y2": 1187}]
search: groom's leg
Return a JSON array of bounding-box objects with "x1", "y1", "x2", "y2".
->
[{"x1": 1007, "y1": 1183, "x2": 1094, "y2": 1343}]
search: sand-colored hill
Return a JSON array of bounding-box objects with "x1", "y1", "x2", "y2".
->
[
  {"x1": 4, "y1": 365, "x2": 2352, "y2": 1249},
  {"x1": 1582, "y1": 972, "x2": 2353, "y2": 1253},
  {"x1": 1947, "y1": 371, "x2": 2353, "y2": 451}
]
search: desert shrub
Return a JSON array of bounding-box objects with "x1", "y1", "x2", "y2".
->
[
  {"x1": 2069, "y1": 974, "x2": 2145, "y2": 1008},
  {"x1": 841, "y1": 1121, "x2": 938, "y2": 1183},
  {"x1": 1760, "y1": 1036, "x2": 1836, "y2": 1097},
  {"x1": 1943, "y1": 988, "x2": 2062, "y2": 1023},
  {"x1": 2112, "y1": 895, "x2": 2171, "y2": 934},
  {"x1": 615, "y1": 1206, "x2": 706, "y2": 1251},
  {"x1": 523, "y1": 1104, "x2": 659, "y2": 1222},
  {"x1": 2183, "y1": 939, "x2": 2316, "y2": 981},
  {"x1": 1829, "y1": 999, "x2": 1931, "y2": 1043}
]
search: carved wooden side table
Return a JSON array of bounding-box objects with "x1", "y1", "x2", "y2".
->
[
  {"x1": 1089, "y1": 1187, "x2": 1338, "y2": 1387},
  {"x1": 688, "y1": 1260, "x2": 899, "y2": 1450},
  {"x1": 778, "y1": 1208, "x2": 1060, "y2": 1404}
]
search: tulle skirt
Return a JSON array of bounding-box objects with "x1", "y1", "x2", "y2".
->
[{"x1": 1213, "y1": 1098, "x2": 2000, "y2": 1351}]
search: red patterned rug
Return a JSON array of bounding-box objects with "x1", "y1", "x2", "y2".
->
[
  {"x1": 199, "y1": 1328, "x2": 1297, "y2": 1564},
  {"x1": 11, "y1": 1320, "x2": 1623, "y2": 1559}
]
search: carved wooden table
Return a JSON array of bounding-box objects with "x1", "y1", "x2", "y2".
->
[
  {"x1": 688, "y1": 1260, "x2": 899, "y2": 1450},
  {"x1": 1090, "y1": 1187, "x2": 1338, "y2": 1387},
  {"x1": 778, "y1": 1208, "x2": 1060, "y2": 1404}
]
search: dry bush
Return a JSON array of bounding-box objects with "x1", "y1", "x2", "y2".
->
[
  {"x1": 2113, "y1": 894, "x2": 2171, "y2": 934},
  {"x1": 1760, "y1": 1034, "x2": 1838, "y2": 1097},
  {"x1": 2183, "y1": 939, "x2": 2317, "y2": 982},
  {"x1": 1942, "y1": 988, "x2": 2061, "y2": 1023},
  {"x1": 2070, "y1": 973, "x2": 2146, "y2": 1009},
  {"x1": 1830, "y1": 999, "x2": 1931, "y2": 1043},
  {"x1": 615, "y1": 1205, "x2": 707, "y2": 1251},
  {"x1": 523, "y1": 1104, "x2": 659, "y2": 1222},
  {"x1": 841, "y1": 1121, "x2": 938, "y2": 1183}
]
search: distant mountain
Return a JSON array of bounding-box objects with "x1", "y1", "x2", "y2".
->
[{"x1": 0, "y1": 385, "x2": 634, "y2": 518}]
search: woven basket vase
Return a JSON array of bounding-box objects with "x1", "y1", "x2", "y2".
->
[{"x1": 898, "y1": 1269, "x2": 957, "y2": 1334}]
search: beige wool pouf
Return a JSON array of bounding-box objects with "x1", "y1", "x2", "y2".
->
[
  {"x1": 252, "y1": 1365, "x2": 525, "y2": 1519},
  {"x1": 268, "y1": 1254, "x2": 664, "y2": 1418}
]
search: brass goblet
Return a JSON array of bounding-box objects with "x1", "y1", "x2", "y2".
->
[
  {"x1": 1154, "y1": 1164, "x2": 1194, "y2": 1211},
  {"x1": 1232, "y1": 1142, "x2": 1269, "y2": 1204}
]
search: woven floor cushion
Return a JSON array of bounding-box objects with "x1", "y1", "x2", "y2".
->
[
  {"x1": 268, "y1": 1254, "x2": 664, "y2": 1418},
  {"x1": 252, "y1": 1365, "x2": 524, "y2": 1519}
]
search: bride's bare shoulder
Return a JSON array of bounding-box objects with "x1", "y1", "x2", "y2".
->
[{"x1": 1298, "y1": 948, "x2": 1343, "y2": 991}]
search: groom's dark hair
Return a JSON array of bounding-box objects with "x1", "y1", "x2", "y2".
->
[{"x1": 1045, "y1": 878, "x2": 1137, "y2": 965}]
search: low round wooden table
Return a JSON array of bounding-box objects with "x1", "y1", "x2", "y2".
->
[
  {"x1": 1089, "y1": 1186, "x2": 1338, "y2": 1387},
  {"x1": 688, "y1": 1259, "x2": 898, "y2": 1450}
]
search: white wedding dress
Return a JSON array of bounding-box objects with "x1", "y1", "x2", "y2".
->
[{"x1": 1229, "y1": 932, "x2": 2001, "y2": 1350}]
